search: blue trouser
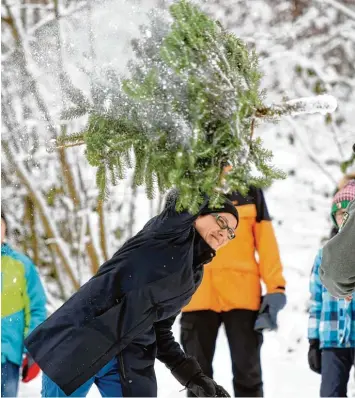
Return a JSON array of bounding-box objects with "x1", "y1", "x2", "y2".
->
[
  {"x1": 42, "y1": 358, "x2": 123, "y2": 397},
  {"x1": 1, "y1": 361, "x2": 20, "y2": 397},
  {"x1": 321, "y1": 348, "x2": 355, "y2": 397}
]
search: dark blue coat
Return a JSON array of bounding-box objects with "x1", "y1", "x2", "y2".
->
[{"x1": 25, "y1": 198, "x2": 216, "y2": 396}]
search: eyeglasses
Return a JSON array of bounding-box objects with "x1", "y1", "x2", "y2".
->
[{"x1": 211, "y1": 213, "x2": 236, "y2": 240}]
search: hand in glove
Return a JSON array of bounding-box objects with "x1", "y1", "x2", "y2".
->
[
  {"x1": 172, "y1": 356, "x2": 230, "y2": 397},
  {"x1": 308, "y1": 339, "x2": 322, "y2": 374},
  {"x1": 22, "y1": 354, "x2": 41, "y2": 383},
  {"x1": 254, "y1": 292, "x2": 286, "y2": 331}
]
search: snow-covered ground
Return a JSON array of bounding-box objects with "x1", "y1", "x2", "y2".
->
[
  {"x1": 19, "y1": 322, "x2": 321, "y2": 397},
  {"x1": 18, "y1": 314, "x2": 355, "y2": 397}
]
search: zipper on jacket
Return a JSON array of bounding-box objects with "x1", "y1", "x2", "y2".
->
[{"x1": 118, "y1": 353, "x2": 126, "y2": 381}]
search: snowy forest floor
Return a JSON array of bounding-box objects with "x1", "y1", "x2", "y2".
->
[
  {"x1": 19, "y1": 270, "x2": 355, "y2": 397},
  {"x1": 19, "y1": 321, "x2": 355, "y2": 397}
]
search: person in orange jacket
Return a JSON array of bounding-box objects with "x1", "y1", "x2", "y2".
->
[{"x1": 180, "y1": 187, "x2": 286, "y2": 397}]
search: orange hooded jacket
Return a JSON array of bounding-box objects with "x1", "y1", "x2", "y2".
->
[{"x1": 183, "y1": 187, "x2": 286, "y2": 312}]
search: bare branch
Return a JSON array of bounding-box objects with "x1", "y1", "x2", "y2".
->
[{"x1": 2, "y1": 1, "x2": 20, "y2": 41}]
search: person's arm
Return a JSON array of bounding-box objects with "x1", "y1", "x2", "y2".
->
[
  {"x1": 252, "y1": 189, "x2": 286, "y2": 331},
  {"x1": 154, "y1": 314, "x2": 186, "y2": 369},
  {"x1": 307, "y1": 251, "x2": 323, "y2": 374},
  {"x1": 308, "y1": 252, "x2": 323, "y2": 341},
  {"x1": 320, "y1": 200, "x2": 355, "y2": 298},
  {"x1": 22, "y1": 255, "x2": 47, "y2": 337},
  {"x1": 21, "y1": 254, "x2": 47, "y2": 382},
  {"x1": 154, "y1": 315, "x2": 230, "y2": 397},
  {"x1": 252, "y1": 189, "x2": 286, "y2": 293}
]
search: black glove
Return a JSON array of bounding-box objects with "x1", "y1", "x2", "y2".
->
[
  {"x1": 308, "y1": 339, "x2": 322, "y2": 374},
  {"x1": 171, "y1": 357, "x2": 230, "y2": 397}
]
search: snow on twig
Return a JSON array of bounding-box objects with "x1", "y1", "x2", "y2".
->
[{"x1": 285, "y1": 94, "x2": 338, "y2": 116}]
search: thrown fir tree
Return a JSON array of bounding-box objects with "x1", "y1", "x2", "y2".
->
[{"x1": 59, "y1": 0, "x2": 337, "y2": 212}]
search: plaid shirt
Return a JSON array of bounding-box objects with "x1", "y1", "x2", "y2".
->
[{"x1": 308, "y1": 249, "x2": 355, "y2": 348}]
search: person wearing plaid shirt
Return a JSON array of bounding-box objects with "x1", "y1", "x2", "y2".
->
[{"x1": 308, "y1": 180, "x2": 355, "y2": 397}]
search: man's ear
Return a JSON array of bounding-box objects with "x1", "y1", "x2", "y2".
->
[{"x1": 194, "y1": 216, "x2": 202, "y2": 228}]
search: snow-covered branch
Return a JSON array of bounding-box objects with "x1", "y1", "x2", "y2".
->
[
  {"x1": 284, "y1": 94, "x2": 338, "y2": 116},
  {"x1": 314, "y1": 0, "x2": 355, "y2": 21},
  {"x1": 2, "y1": 142, "x2": 80, "y2": 292}
]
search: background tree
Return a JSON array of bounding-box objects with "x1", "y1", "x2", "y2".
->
[{"x1": 1, "y1": 0, "x2": 164, "y2": 304}]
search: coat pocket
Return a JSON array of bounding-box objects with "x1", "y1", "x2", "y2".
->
[{"x1": 89, "y1": 299, "x2": 125, "y2": 344}]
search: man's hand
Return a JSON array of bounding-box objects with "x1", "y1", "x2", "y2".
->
[
  {"x1": 171, "y1": 357, "x2": 230, "y2": 397},
  {"x1": 186, "y1": 373, "x2": 230, "y2": 397},
  {"x1": 22, "y1": 354, "x2": 41, "y2": 383}
]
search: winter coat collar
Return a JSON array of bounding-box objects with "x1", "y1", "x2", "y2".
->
[
  {"x1": 193, "y1": 231, "x2": 216, "y2": 267},
  {"x1": 1, "y1": 243, "x2": 12, "y2": 255}
]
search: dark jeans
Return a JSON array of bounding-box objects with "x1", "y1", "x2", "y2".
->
[
  {"x1": 1, "y1": 361, "x2": 20, "y2": 397},
  {"x1": 181, "y1": 309, "x2": 263, "y2": 397},
  {"x1": 321, "y1": 348, "x2": 355, "y2": 397}
]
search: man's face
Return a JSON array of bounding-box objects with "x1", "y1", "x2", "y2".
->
[
  {"x1": 335, "y1": 208, "x2": 347, "y2": 228},
  {"x1": 1, "y1": 218, "x2": 6, "y2": 244},
  {"x1": 194, "y1": 212, "x2": 238, "y2": 251}
]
